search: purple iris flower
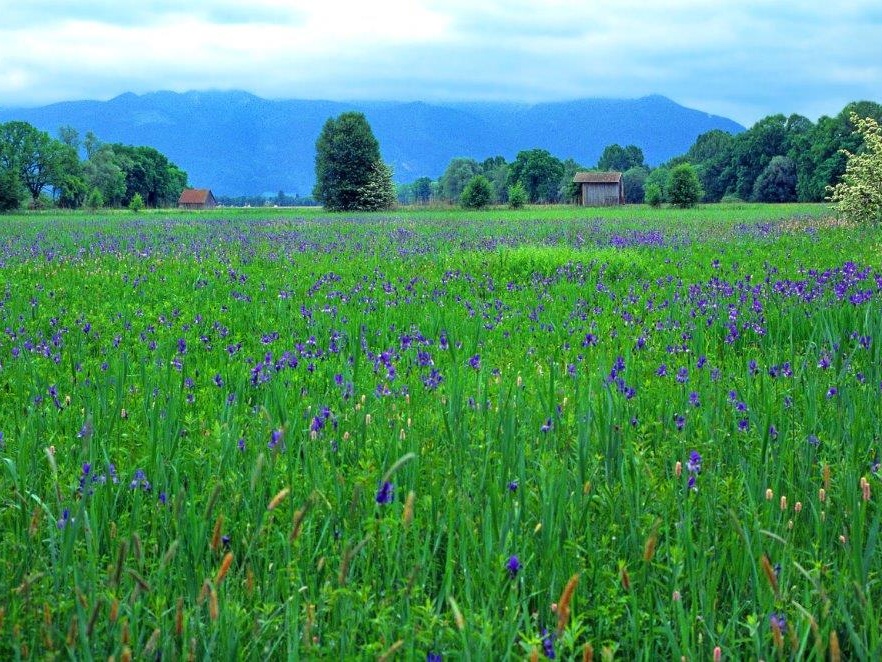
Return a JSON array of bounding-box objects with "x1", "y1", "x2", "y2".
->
[
  {"x1": 769, "y1": 612, "x2": 787, "y2": 634},
  {"x1": 506, "y1": 555, "x2": 521, "y2": 578},
  {"x1": 376, "y1": 481, "x2": 394, "y2": 505},
  {"x1": 686, "y1": 451, "x2": 701, "y2": 474},
  {"x1": 541, "y1": 628, "x2": 556, "y2": 659}
]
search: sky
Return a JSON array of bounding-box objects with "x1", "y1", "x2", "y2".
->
[{"x1": 1, "y1": 0, "x2": 880, "y2": 126}]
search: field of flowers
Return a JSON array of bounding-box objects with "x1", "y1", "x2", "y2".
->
[{"x1": 1, "y1": 204, "x2": 881, "y2": 659}]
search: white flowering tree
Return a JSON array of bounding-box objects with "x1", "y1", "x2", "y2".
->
[{"x1": 828, "y1": 113, "x2": 882, "y2": 225}]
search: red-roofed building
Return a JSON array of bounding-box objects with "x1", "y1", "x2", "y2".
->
[
  {"x1": 573, "y1": 172, "x2": 624, "y2": 206},
  {"x1": 178, "y1": 189, "x2": 217, "y2": 210}
]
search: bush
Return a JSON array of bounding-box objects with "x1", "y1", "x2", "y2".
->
[
  {"x1": 87, "y1": 187, "x2": 104, "y2": 210},
  {"x1": 129, "y1": 193, "x2": 145, "y2": 212},
  {"x1": 461, "y1": 175, "x2": 494, "y2": 209},
  {"x1": 668, "y1": 163, "x2": 703, "y2": 208},
  {"x1": 644, "y1": 183, "x2": 663, "y2": 207},
  {"x1": 828, "y1": 113, "x2": 882, "y2": 225},
  {"x1": 508, "y1": 182, "x2": 527, "y2": 209}
]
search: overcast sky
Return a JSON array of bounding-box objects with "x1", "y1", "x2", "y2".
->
[{"x1": 1, "y1": 0, "x2": 880, "y2": 125}]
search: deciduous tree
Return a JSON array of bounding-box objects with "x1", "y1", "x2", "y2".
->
[
  {"x1": 752, "y1": 155, "x2": 797, "y2": 202},
  {"x1": 439, "y1": 158, "x2": 480, "y2": 203},
  {"x1": 313, "y1": 112, "x2": 394, "y2": 211},
  {"x1": 828, "y1": 113, "x2": 882, "y2": 225},
  {"x1": 597, "y1": 144, "x2": 645, "y2": 172},
  {"x1": 509, "y1": 149, "x2": 563, "y2": 203}
]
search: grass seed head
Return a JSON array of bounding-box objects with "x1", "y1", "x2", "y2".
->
[
  {"x1": 830, "y1": 630, "x2": 841, "y2": 662},
  {"x1": 209, "y1": 586, "x2": 219, "y2": 621},
  {"x1": 215, "y1": 552, "x2": 234, "y2": 585},
  {"x1": 143, "y1": 628, "x2": 160, "y2": 657},
  {"x1": 760, "y1": 554, "x2": 779, "y2": 596},
  {"x1": 556, "y1": 573, "x2": 580, "y2": 634},
  {"x1": 267, "y1": 487, "x2": 290, "y2": 510},
  {"x1": 403, "y1": 490, "x2": 416, "y2": 527},
  {"x1": 210, "y1": 514, "x2": 224, "y2": 551},
  {"x1": 176, "y1": 597, "x2": 184, "y2": 637}
]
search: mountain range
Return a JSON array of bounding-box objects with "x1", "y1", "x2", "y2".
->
[{"x1": 0, "y1": 91, "x2": 745, "y2": 196}]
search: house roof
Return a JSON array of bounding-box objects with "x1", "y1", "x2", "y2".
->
[
  {"x1": 573, "y1": 172, "x2": 622, "y2": 184},
  {"x1": 178, "y1": 188, "x2": 213, "y2": 204}
]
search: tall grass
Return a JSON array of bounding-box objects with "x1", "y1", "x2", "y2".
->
[{"x1": 0, "y1": 204, "x2": 879, "y2": 658}]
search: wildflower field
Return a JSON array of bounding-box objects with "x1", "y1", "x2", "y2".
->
[{"x1": 1, "y1": 204, "x2": 881, "y2": 659}]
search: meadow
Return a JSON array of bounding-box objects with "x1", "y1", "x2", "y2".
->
[{"x1": 1, "y1": 203, "x2": 881, "y2": 660}]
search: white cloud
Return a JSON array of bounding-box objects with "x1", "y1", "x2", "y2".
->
[{"x1": 0, "y1": 0, "x2": 879, "y2": 124}]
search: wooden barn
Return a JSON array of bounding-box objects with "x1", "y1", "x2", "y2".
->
[
  {"x1": 178, "y1": 188, "x2": 217, "y2": 210},
  {"x1": 573, "y1": 172, "x2": 624, "y2": 206}
]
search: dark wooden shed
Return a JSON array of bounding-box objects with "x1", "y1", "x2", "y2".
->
[
  {"x1": 178, "y1": 189, "x2": 217, "y2": 210},
  {"x1": 573, "y1": 172, "x2": 624, "y2": 206}
]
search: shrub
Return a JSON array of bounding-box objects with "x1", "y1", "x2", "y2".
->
[
  {"x1": 508, "y1": 182, "x2": 527, "y2": 209},
  {"x1": 668, "y1": 163, "x2": 703, "y2": 208},
  {"x1": 87, "y1": 187, "x2": 104, "y2": 210},
  {"x1": 129, "y1": 193, "x2": 145, "y2": 212},
  {"x1": 644, "y1": 183, "x2": 663, "y2": 207},
  {"x1": 461, "y1": 175, "x2": 494, "y2": 209}
]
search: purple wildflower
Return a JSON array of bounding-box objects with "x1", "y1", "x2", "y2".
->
[
  {"x1": 769, "y1": 612, "x2": 787, "y2": 635},
  {"x1": 268, "y1": 429, "x2": 283, "y2": 450},
  {"x1": 376, "y1": 481, "x2": 394, "y2": 505},
  {"x1": 129, "y1": 469, "x2": 151, "y2": 491},
  {"x1": 506, "y1": 555, "x2": 521, "y2": 578},
  {"x1": 686, "y1": 451, "x2": 702, "y2": 474},
  {"x1": 541, "y1": 628, "x2": 556, "y2": 659}
]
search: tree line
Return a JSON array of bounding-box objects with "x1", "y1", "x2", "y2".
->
[
  {"x1": 395, "y1": 100, "x2": 882, "y2": 208},
  {"x1": 0, "y1": 122, "x2": 188, "y2": 212}
]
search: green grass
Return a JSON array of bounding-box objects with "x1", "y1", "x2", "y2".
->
[{"x1": 0, "y1": 203, "x2": 879, "y2": 659}]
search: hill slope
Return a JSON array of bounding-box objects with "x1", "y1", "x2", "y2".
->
[{"x1": 0, "y1": 91, "x2": 744, "y2": 195}]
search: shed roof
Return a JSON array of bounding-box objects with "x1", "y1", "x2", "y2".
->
[
  {"x1": 178, "y1": 188, "x2": 213, "y2": 204},
  {"x1": 573, "y1": 172, "x2": 622, "y2": 184}
]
